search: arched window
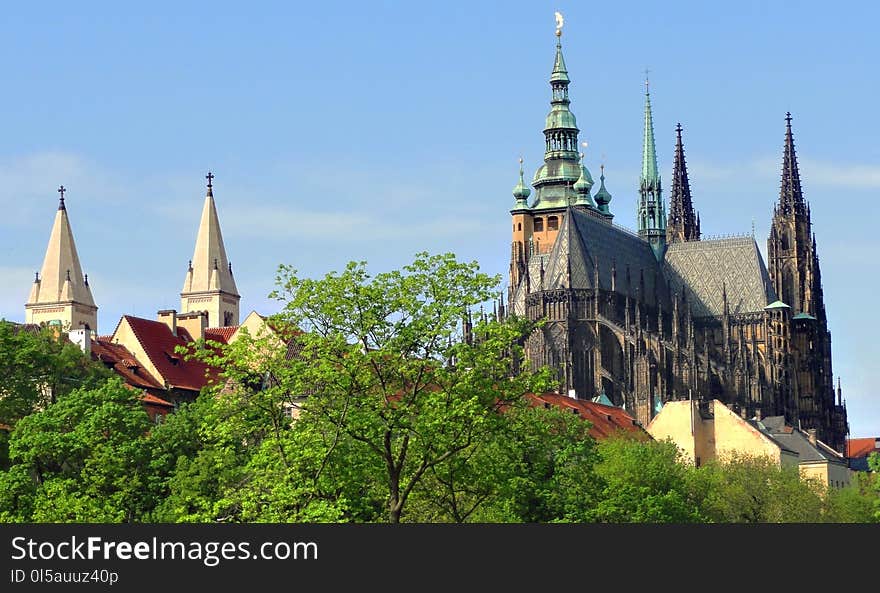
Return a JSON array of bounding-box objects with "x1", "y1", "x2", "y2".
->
[
  {"x1": 518, "y1": 222, "x2": 522, "y2": 231},
  {"x1": 782, "y1": 266, "x2": 795, "y2": 310},
  {"x1": 534, "y1": 217, "x2": 544, "y2": 232},
  {"x1": 548, "y1": 216, "x2": 559, "y2": 230}
]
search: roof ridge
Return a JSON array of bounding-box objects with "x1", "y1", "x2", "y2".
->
[{"x1": 123, "y1": 316, "x2": 168, "y2": 388}]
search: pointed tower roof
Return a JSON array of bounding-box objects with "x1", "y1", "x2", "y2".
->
[
  {"x1": 778, "y1": 112, "x2": 805, "y2": 215},
  {"x1": 594, "y1": 164, "x2": 613, "y2": 215},
  {"x1": 641, "y1": 79, "x2": 660, "y2": 188},
  {"x1": 29, "y1": 186, "x2": 95, "y2": 308},
  {"x1": 667, "y1": 123, "x2": 699, "y2": 242},
  {"x1": 511, "y1": 157, "x2": 531, "y2": 210},
  {"x1": 572, "y1": 151, "x2": 595, "y2": 207},
  {"x1": 530, "y1": 16, "x2": 583, "y2": 210},
  {"x1": 550, "y1": 29, "x2": 570, "y2": 84},
  {"x1": 182, "y1": 172, "x2": 239, "y2": 297}
]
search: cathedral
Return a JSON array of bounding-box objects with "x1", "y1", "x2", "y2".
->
[{"x1": 504, "y1": 26, "x2": 849, "y2": 452}]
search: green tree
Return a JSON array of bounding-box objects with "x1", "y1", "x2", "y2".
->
[
  {"x1": 592, "y1": 436, "x2": 703, "y2": 523},
  {"x1": 870, "y1": 452, "x2": 880, "y2": 521},
  {"x1": 179, "y1": 252, "x2": 555, "y2": 523},
  {"x1": 0, "y1": 321, "x2": 110, "y2": 429},
  {"x1": 823, "y1": 472, "x2": 878, "y2": 523},
  {"x1": 690, "y1": 454, "x2": 825, "y2": 523},
  {"x1": 0, "y1": 378, "x2": 152, "y2": 522}
]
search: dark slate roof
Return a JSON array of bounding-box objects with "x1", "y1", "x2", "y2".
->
[
  {"x1": 663, "y1": 236, "x2": 777, "y2": 317},
  {"x1": 744, "y1": 419, "x2": 798, "y2": 455},
  {"x1": 754, "y1": 415, "x2": 845, "y2": 463},
  {"x1": 543, "y1": 207, "x2": 667, "y2": 307}
]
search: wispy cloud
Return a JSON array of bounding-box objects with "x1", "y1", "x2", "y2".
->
[
  {"x1": 0, "y1": 267, "x2": 37, "y2": 322},
  {"x1": 221, "y1": 205, "x2": 485, "y2": 241},
  {"x1": 798, "y1": 159, "x2": 880, "y2": 189},
  {"x1": 679, "y1": 156, "x2": 880, "y2": 190},
  {"x1": 0, "y1": 152, "x2": 130, "y2": 227}
]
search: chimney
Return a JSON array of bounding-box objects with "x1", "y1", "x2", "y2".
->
[
  {"x1": 68, "y1": 328, "x2": 91, "y2": 356},
  {"x1": 754, "y1": 408, "x2": 762, "y2": 421},
  {"x1": 567, "y1": 389, "x2": 577, "y2": 399},
  {"x1": 177, "y1": 310, "x2": 208, "y2": 341},
  {"x1": 807, "y1": 428, "x2": 817, "y2": 446},
  {"x1": 157, "y1": 310, "x2": 178, "y2": 336}
]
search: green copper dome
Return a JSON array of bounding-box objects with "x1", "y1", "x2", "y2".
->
[
  {"x1": 573, "y1": 160, "x2": 594, "y2": 193},
  {"x1": 594, "y1": 166, "x2": 612, "y2": 211},
  {"x1": 545, "y1": 107, "x2": 578, "y2": 131},
  {"x1": 533, "y1": 159, "x2": 582, "y2": 186},
  {"x1": 512, "y1": 160, "x2": 531, "y2": 209}
]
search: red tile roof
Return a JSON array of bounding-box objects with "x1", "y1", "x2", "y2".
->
[
  {"x1": 141, "y1": 393, "x2": 174, "y2": 408},
  {"x1": 91, "y1": 338, "x2": 164, "y2": 391},
  {"x1": 527, "y1": 392, "x2": 650, "y2": 440},
  {"x1": 121, "y1": 315, "x2": 216, "y2": 393},
  {"x1": 204, "y1": 326, "x2": 239, "y2": 344},
  {"x1": 847, "y1": 437, "x2": 880, "y2": 458}
]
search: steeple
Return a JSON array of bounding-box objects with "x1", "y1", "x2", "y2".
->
[
  {"x1": 512, "y1": 157, "x2": 531, "y2": 210},
  {"x1": 778, "y1": 112, "x2": 805, "y2": 216},
  {"x1": 25, "y1": 186, "x2": 98, "y2": 331},
  {"x1": 594, "y1": 163, "x2": 613, "y2": 217},
  {"x1": 641, "y1": 80, "x2": 659, "y2": 187},
  {"x1": 572, "y1": 150, "x2": 595, "y2": 208},
  {"x1": 667, "y1": 123, "x2": 700, "y2": 243},
  {"x1": 529, "y1": 14, "x2": 583, "y2": 211},
  {"x1": 180, "y1": 172, "x2": 241, "y2": 328},
  {"x1": 637, "y1": 75, "x2": 666, "y2": 259},
  {"x1": 768, "y1": 113, "x2": 815, "y2": 315}
]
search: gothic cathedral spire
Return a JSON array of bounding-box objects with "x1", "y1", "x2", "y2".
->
[
  {"x1": 180, "y1": 172, "x2": 240, "y2": 328},
  {"x1": 667, "y1": 123, "x2": 700, "y2": 243},
  {"x1": 637, "y1": 77, "x2": 666, "y2": 259},
  {"x1": 25, "y1": 186, "x2": 98, "y2": 332},
  {"x1": 768, "y1": 113, "x2": 814, "y2": 314},
  {"x1": 778, "y1": 112, "x2": 806, "y2": 217}
]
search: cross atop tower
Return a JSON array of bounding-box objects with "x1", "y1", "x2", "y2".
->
[
  {"x1": 57, "y1": 185, "x2": 66, "y2": 210},
  {"x1": 206, "y1": 171, "x2": 214, "y2": 189}
]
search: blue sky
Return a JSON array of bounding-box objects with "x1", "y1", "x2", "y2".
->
[{"x1": 1, "y1": 1, "x2": 877, "y2": 437}]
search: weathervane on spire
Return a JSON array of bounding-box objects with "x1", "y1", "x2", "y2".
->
[
  {"x1": 555, "y1": 11, "x2": 564, "y2": 37},
  {"x1": 644, "y1": 68, "x2": 651, "y2": 93}
]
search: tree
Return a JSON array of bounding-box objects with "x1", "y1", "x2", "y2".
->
[
  {"x1": 689, "y1": 454, "x2": 826, "y2": 523},
  {"x1": 0, "y1": 378, "x2": 152, "y2": 522},
  {"x1": 0, "y1": 321, "x2": 110, "y2": 429},
  {"x1": 183, "y1": 252, "x2": 555, "y2": 523},
  {"x1": 823, "y1": 472, "x2": 878, "y2": 523},
  {"x1": 870, "y1": 452, "x2": 880, "y2": 521},
  {"x1": 592, "y1": 436, "x2": 703, "y2": 523}
]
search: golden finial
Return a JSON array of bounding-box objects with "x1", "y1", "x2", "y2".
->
[{"x1": 555, "y1": 11, "x2": 564, "y2": 37}]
